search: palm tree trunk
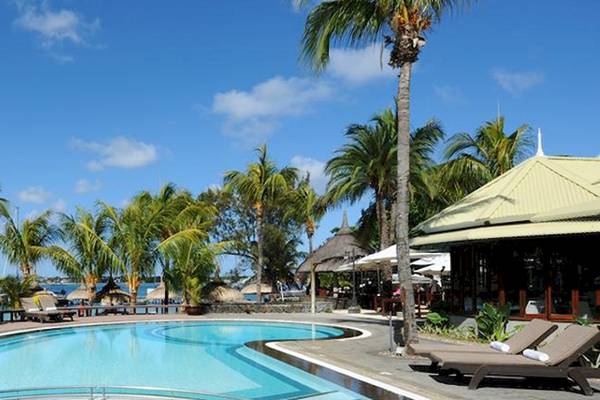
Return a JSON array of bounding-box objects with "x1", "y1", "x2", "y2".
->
[
  {"x1": 376, "y1": 196, "x2": 389, "y2": 250},
  {"x1": 255, "y1": 210, "x2": 264, "y2": 305},
  {"x1": 86, "y1": 285, "x2": 96, "y2": 306},
  {"x1": 308, "y1": 233, "x2": 316, "y2": 314},
  {"x1": 396, "y1": 62, "x2": 418, "y2": 346}
]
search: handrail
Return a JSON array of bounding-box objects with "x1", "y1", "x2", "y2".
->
[{"x1": 0, "y1": 385, "x2": 249, "y2": 400}]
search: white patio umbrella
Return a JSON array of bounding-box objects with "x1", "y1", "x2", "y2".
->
[{"x1": 413, "y1": 254, "x2": 451, "y2": 276}]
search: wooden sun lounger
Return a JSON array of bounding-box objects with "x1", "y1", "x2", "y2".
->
[
  {"x1": 408, "y1": 319, "x2": 557, "y2": 359},
  {"x1": 38, "y1": 295, "x2": 76, "y2": 321},
  {"x1": 429, "y1": 324, "x2": 600, "y2": 395},
  {"x1": 20, "y1": 297, "x2": 62, "y2": 323}
]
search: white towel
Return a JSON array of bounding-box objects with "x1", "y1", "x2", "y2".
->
[
  {"x1": 45, "y1": 307, "x2": 57, "y2": 311},
  {"x1": 27, "y1": 308, "x2": 39, "y2": 312},
  {"x1": 523, "y1": 349, "x2": 549, "y2": 363},
  {"x1": 490, "y1": 341, "x2": 510, "y2": 353}
]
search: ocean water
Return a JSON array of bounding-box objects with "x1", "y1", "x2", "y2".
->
[
  {"x1": 42, "y1": 282, "x2": 159, "y2": 300},
  {"x1": 0, "y1": 321, "x2": 367, "y2": 399}
]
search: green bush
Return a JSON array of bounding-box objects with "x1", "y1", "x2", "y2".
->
[
  {"x1": 475, "y1": 303, "x2": 511, "y2": 341},
  {"x1": 425, "y1": 312, "x2": 449, "y2": 328}
]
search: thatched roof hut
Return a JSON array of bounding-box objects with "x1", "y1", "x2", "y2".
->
[
  {"x1": 296, "y1": 211, "x2": 368, "y2": 273},
  {"x1": 96, "y1": 277, "x2": 131, "y2": 305},
  {"x1": 145, "y1": 282, "x2": 181, "y2": 301},
  {"x1": 240, "y1": 282, "x2": 274, "y2": 294},
  {"x1": 66, "y1": 285, "x2": 89, "y2": 301},
  {"x1": 202, "y1": 282, "x2": 244, "y2": 302}
]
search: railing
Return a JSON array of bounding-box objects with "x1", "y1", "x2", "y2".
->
[
  {"x1": 0, "y1": 304, "x2": 183, "y2": 323},
  {"x1": 0, "y1": 386, "x2": 248, "y2": 400}
]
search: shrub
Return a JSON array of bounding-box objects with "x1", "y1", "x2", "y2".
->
[
  {"x1": 475, "y1": 303, "x2": 511, "y2": 341},
  {"x1": 425, "y1": 312, "x2": 449, "y2": 328}
]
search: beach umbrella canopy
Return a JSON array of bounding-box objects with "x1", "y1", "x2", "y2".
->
[
  {"x1": 241, "y1": 283, "x2": 274, "y2": 294},
  {"x1": 145, "y1": 282, "x2": 181, "y2": 301},
  {"x1": 66, "y1": 285, "x2": 89, "y2": 301},
  {"x1": 202, "y1": 282, "x2": 244, "y2": 303}
]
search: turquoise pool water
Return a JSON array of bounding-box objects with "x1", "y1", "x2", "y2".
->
[{"x1": 0, "y1": 321, "x2": 368, "y2": 399}]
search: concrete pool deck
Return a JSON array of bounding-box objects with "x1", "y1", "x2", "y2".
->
[{"x1": 0, "y1": 312, "x2": 598, "y2": 399}]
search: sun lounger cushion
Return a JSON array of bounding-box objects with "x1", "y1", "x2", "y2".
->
[
  {"x1": 523, "y1": 349, "x2": 549, "y2": 362},
  {"x1": 490, "y1": 341, "x2": 510, "y2": 353},
  {"x1": 539, "y1": 325, "x2": 599, "y2": 366},
  {"x1": 501, "y1": 319, "x2": 555, "y2": 353}
]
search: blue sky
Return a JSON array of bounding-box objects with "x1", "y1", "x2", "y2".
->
[{"x1": 0, "y1": 0, "x2": 599, "y2": 276}]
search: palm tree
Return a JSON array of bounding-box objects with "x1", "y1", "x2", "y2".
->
[
  {"x1": 147, "y1": 183, "x2": 216, "y2": 305},
  {"x1": 99, "y1": 194, "x2": 203, "y2": 305},
  {"x1": 326, "y1": 109, "x2": 443, "y2": 249},
  {"x1": 299, "y1": 0, "x2": 464, "y2": 345},
  {"x1": 442, "y1": 117, "x2": 533, "y2": 199},
  {"x1": 285, "y1": 177, "x2": 326, "y2": 313},
  {"x1": 0, "y1": 275, "x2": 35, "y2": 308},
  {"x1": 45, "y1": 209, "x2": 117, "y2": 304},
  {"x1": 224, "y1": 144, "x2": 298, "y2": 304},
  {"x1": 0, "y1": 204, "x2": 57, "y2": 278},
  {"x1": 161, "y1": 241, "x2": 220, "y2": 307}
]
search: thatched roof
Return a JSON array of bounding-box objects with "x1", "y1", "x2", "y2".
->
[
  {"x1": 202, "y1": 282, "x2": 244, "y2": 302},
  {"x1": 241, "y1": 282, "x2": 274, "y2": 294},
  {"x1": 145, "y1": 282, "x2": 182, "y2": 301},
  {"x1": 296, "y1": 211, "x2": 368, "y2": 273},
  {"x1": 66, "y1": 285, "x2": 89, "y2": 301},
  {"x1": 96, "y1": 277, "x2": 131, "y2": 304}
]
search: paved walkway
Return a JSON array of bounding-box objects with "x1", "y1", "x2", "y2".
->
[{"x1": 0, "y1": 312, "x2": 598, "y2": 399}]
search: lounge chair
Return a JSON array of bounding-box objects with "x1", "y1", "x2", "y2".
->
[
  {"x1": 37, "y1": 295, "x2": 76, "y2": 321},
  {"x1": 408, "y1": 318, "x2": 557, "y2": 359},
  {"x1": 429, "y1": 324, "x2": 600, "y2": 395},
  {"x1": 20, "y1": 297, "x2": 62, "y2": 323}
]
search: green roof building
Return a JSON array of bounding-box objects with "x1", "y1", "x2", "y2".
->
[{"x1": 411, "y1": 155, "x2": 600, "y2": 321}]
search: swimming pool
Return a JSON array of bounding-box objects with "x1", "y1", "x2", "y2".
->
[{"x1": 0, "y1": 321, "x2": 371, "y2": 399}]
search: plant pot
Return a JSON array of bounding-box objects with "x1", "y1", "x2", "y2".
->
[{"x1": 184, "y1": 304, "x2": 208, "y2": 315}]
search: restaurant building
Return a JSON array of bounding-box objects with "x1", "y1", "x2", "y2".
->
[{"x1": 411, "y1": 154, "x2": 600, "y2": 321}]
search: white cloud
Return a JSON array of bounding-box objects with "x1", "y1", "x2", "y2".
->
[
  {"x1": 433, "y1": 84, "x2": 464, "y2": 104},
  {"x1": 212, "y1": 76, "x2": 333, "y2": 144},
  {"x1": 492, "y1": 69, "x2": 544, "y2": 95},
  {"x1": 18, "y1": 186, "x2": 52, "y2": 204},
  {"x1": 51, "y1": 198, "x2": 67, "y2": 213},
  {"x1": 328, "y1": 44, "x2": 396, "y2": 85},
  {"x1": 12, "y1": 0, "x2": 99, "y2": 60},
  {"x1": 75, "y1": 178, "x2": 102, "y2": 194},
  {"x1": 72, "y1": 137, "x2": 158, "y2": 171},
  {"x1": 291, "y1": 155, "x2": 327, "y2": 194}
]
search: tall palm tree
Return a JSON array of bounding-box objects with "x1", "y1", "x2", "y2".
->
[
  {"x1": 99, "y1": 194, "x2": 203, "y2": 304},
  {"x1": 161, "y1": 240, "x2": 220, "y2": 306},
  {"x1": 326, "y1": 109, "x2": 443, "y2": 249},
  {"x1": 45, "y1": 209, "x2": 117, "y2": 304},
  {"x1": 224, "y1": 144, "x2": 298, "y2": 304},
  {"x1": 0, "y1": 204, "x2": 57, "y2": 278},
  {"x1": 299, "y1": 0, "x2": 464, "y2": 345},
  {"x1": 147, "y1": 183, "x2": 216, "y2": 305},
  {"x1": 442, "y1": 117, "x2": 533, "y2": 199},
  {"x1": 286, "y1": 177, "x2": 326, "y2": 314}
]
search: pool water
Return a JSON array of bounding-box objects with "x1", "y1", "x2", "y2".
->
[{"x1": 0, "y1": 321, "x2": 368, "y2": 399}]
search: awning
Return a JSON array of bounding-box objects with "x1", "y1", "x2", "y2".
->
[{"x1": 411, "y1": 220, "x2": 600, "y2": 247}]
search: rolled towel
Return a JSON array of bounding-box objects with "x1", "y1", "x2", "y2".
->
[
  {"x1": 45, "y1": 307, "x2": 57, "y2": 311},
  {"x1": 489, "y1": 341, "x2": 510, "y2": 353},
  {"x1": 523, "y1": 349, "x2": 550, "y2": 363},
  {"x1": 27, "y1": 308, "x2": 39, "y2": 312}
]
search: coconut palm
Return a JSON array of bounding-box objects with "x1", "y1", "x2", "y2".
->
[
  {"x1": 147, "y1": 183, "x2": 216, "y2": 305},
  {"x1": 0, "y1": 275, "x2": 35, "y2": 309},
  {"x1": 161, "y1": 241, "x2": 222, "y2": 306},
  {"x1": 285, "y1": 177, "x2": 325, "y2": 313},
  {"x1": 0, "y1": 204, "x2": 57, "y2": 278},
  {"x1": 224, "y1": 144, "x2": 298, "y2": 304},
  {"x1": 442, "y1": 117, "x2": 533, "y2": 199},
  {"x1": 45, "y1": 209, "x2": 117, "y2": 304},
  {"x1": 99, "y1": 194, "x2": 204, "y2": 304},
  {"x1": 299, "y1": 0, "x2": 464, "y2": 344},
  {"x1": 326, "y1": 109, "x2": 443, "y2": 249}
]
